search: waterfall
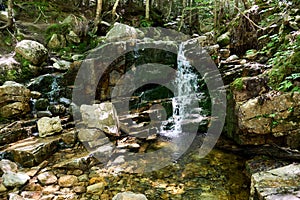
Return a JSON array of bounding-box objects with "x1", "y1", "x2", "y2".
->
[
  {"x1": 161, "y1": 42, "x2": 203, "y2": 138},
  {"x1": 48, "y1": 76, "x2": 60, "y2": 103}
]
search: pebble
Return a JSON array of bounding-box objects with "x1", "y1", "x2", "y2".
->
[
  {"x1": 58, "y1": 175, "x2": 78, "y2": 187},
  {"x1": 37, "y1": 172, "x2": 57, "y2": 185}
]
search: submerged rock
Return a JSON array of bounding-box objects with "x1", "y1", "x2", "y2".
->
[
  {"x1": 112, "y1": 191, "x2": 148, "y2": 200},
  {"x1": 15, "y1": 40, "x2": 48, "y2": 65},
  {"x1": 37, "y1": 117, "x2": 63, "y2": 137}
]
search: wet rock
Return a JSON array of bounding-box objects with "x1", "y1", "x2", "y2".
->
[
  {"x1": 78, "y1": 129, "x2": 106, "y2": 142},
  {"x1": 15, "y1": 40, "x2": 48, "y2": 65},
  {"x1": 35, "y1": 98, "x2": 49, "y2": 111},
  {"x1": 58, "y1": 175, "x2": 78, "y2": 187},
  {"x1": 59, "y1": 97, "x2": 71, "y2": 106},
  {"x1": 217, "y1": 32, "x2": 230, "y2": 47},
  {"x1": 37, "y1": 116, "x2": 63, "y2": 137},
  {"x1": 30, "y1": 91, "x2": 42, "y2": 99},
  {"x1": 106, "y1": 22, "x2": 144, "y2": 42},
  {"x1": 112, "y1": 191, "x2": 148, "y2": 200},
  {"x1": 48, "y1": 104, "x2": 66, "y2": 116},
  {"x1": 36, "y1": 111, "x2": 53, "y2": 118},
  {"x1": 37, "y1": 172, "x2": 57, "y2": 185},
  {"x1": 5, "y1": 136, "x2": 61, "y2": 167},
  {"x1": 0, "y1": 81, "x2": 31, "y2": 118},
  {"x1": 250, "y1": 163, "x2": 300, "y2": 200},
  {"x1": 2, "y1": 172, "x2": 30, "y2": 187},
  {"x1": 0, "y1": 159, "x2": 18, "y2": 175},
  {"x1": 80, "y1": 103, "x2": 120, "y2": 136}
]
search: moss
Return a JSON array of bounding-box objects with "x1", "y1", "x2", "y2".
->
[{"x1": 231, "y1": 78, "x2": 244, "y2": 91}]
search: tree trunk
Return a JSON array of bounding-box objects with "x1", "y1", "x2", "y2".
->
[
  {"x1": 145, "y1": 0, "x2": 150, "y2": 20},
  {"x1": 94, "y1": 0, "x2": 103, "y2": 26},
  {"x1": 0, "y1": 0, "x2": 14, "y2": 29},
  {"x1": 112, "y1": 0, "x2": 120, "y2": 19}
]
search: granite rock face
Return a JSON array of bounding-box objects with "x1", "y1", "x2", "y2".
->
[{"x1": 250, "y1": 163, "x2": 300, "y2": 200}]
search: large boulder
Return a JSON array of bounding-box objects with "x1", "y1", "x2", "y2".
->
[
  {"x1": 227, "y1": 88, "x2": 300, "y2": 147},
  {"x1": 80, "y1": 103, "x2": 120, "y2": 136},
  {"x1": 0, "y1": 81, "x2": 31, "y2": 118},
  {"x1": 106, "y1": 22, "x2": 144, "y2": 42},
  {"x1": 37, "y1": 116, "x2": 63, "y2": 137},
  {"x1": 250, "y1": 163, "x2": 300, "y2": 200},
  {"x1": 112, "y1": 191, "x2": 148, "y2": 200},
  {"x1": 15, "y1": 40, "x2": 48, "y2": 65}
]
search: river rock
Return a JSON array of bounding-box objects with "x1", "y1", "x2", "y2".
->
[
  {"x1": 78, "y1": 128, "x2": 106, "y2": 142},
  {"x1": 35, "y1": 98, "x2": 49, "y2": 111},
  {"x1": 15, "y1": 40, "x2": 48, "y2": 65},
  {"x1": 106, "y1": 22, "x2": 144, "y2": 42},
  {"x1": 86, "y1": 182, "x2": 106, "y2": 194},
  {"x1": 2, "y1": 172, "x2": 30, "y2": 187},
  {"x1": 112, "y1": 191, "x2": 148, "y2": 200},
  {"x1": 37, "y1": 172, "x2": 57, "y2": 185},
  {"x1": 80, "y1": 103, "x2": 120, "y2": 136},
  {"x1": 5, "y1": 136, "x2": 61, "y2": 167},
  {"x1": 0, "y1": 159, "x2": 18, "y2": 175},
  {"x1": 58, "y1": 175, "x2": 78, "y2": 187},
  {"x1": 37, "y1": 116, "x2": 63, "y2": 137},
  {"x1": 250, "y1": 163, "x2": 300, "y2": 200},
  {"x1": 0, "y1": 81, "x2": 31, "y2": 118}
]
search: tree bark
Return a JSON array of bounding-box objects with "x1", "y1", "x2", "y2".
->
[
  {"x1": 0, "y1": 0, "x2": 14, "y2": 29},
  {"x1": 145, "y1": 0, "x2": 150, "y2": 20},
  {"x1": 94, "y1": 0, "x2": 103, "y2": 26}
]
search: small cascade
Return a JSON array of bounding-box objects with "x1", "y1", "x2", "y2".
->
[
  {"x1": 48, "y1": 75, "x2": 60, "y2": 103},
  {"x1": 161, "y1": 42, "x2": 204, "y2": 138}
]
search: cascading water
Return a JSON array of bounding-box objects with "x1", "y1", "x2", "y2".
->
[
  {"x1": 48, "y1": 75, "x2": 60, "y2": 103},
  {"x1": 161, "y1": 42, "x2": 204, "y2": 138}
]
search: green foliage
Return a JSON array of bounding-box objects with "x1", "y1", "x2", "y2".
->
[
  {"x1": 267, "y1": 33, "x2": 300, "y2": 91},
  {"x1": 231, "y1": 78, "x2": 243, "y2": 91}
]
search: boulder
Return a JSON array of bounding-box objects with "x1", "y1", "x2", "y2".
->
[
  {"x1": 0, "y1": 81, "x2": 31, "y2": 118},
  {"x1": 2, "y1": 172, "x2": 30, "y2": 187},
  {"x1": 5, "y1": 136, "x2": 61, "y2": 167},
  {"x1": 227, "y1": 90, "x2": 300, "y2": 147},
  {"x1": 250, "y1": 163, "x2": 300, "y2": 200},
  {"x1": 106, "y1": 22, "x2": 144, "y2": 42},
  {"x1": 217, "y1": 32, "x2": 230, "y2": 47},
  {"x1": 80, "y1": 103, "x2": 120, "y2": 136},
  {"x1": 37, "y1": 116, "x2": 63, "y2": 137},
  {"x1": 15, "y1": 40, "x2": 48, "y2": 65},
  {"x1": 112, "y1": 191, "x2": 148, "y2": 200}
]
